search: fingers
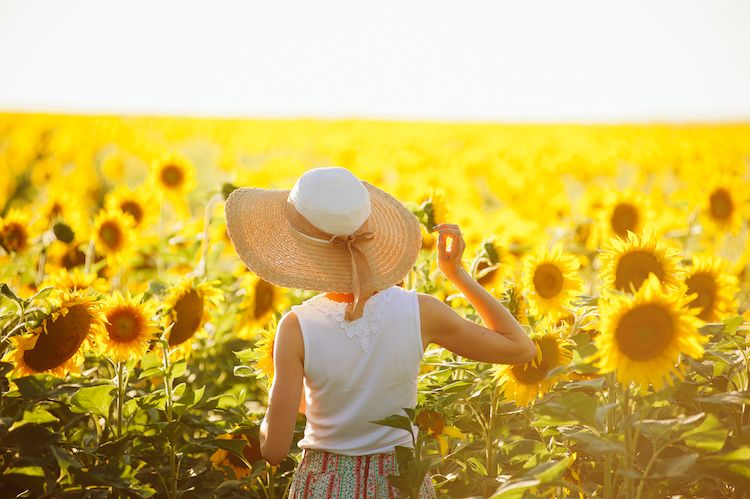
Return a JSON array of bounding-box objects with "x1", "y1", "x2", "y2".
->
[
  {"x1": 434, "y1": 224, "x2": 463, "y2": 237},
  {"x1": 438, "y1": 232, "x2": 460, "y2": 261},
  {"x1": 434, "y1": 224, "x2": 465, "y2": 266},
  {"x1": 439, "y1": 234, "x2": 457, "y2": 262},
  {"x1": 435, "y1": 225, "x2": 463, "y2": 244}
]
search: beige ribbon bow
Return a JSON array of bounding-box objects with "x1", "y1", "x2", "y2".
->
[{"x1": 285, "y1": 198, "x2": 376, "y2": 321}]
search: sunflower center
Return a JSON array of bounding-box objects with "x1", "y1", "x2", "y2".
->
[
  {"x1": 168, "y1": 289, "x2": 204, "y2": 346},
  {"x1": 533, "y1": 263, "x2": 564, "y2": 299},
  {"x1": 510, "y1": 336, "x2": 560, "y2": 384},
  {"x1": 107, "y1": 308, "x2": 143, "y2": 342},
  {"x1": 416, "y1": 410, "x2": 445, "y2": 436},
  {"x1": 62, "y1": 246, "x2": 87, "y2": 269},
  {"x1": 23, "y1": 304, "x2": 92, "y2": 371},
  {"x1": 476, "y1": 260, "x2": 498, "y2": 287},
  {"x1": 709, "y1": 188, "x2": 733, "y2": 222},
  {"x1": 99, "y1": 220, "x2": 123, "y2": 250},
  {"x1": 611, "y1": 203, "x2": 639, "y2": 238},
  {"x1": 1, "y1": 222, "x2": 29, "y2": 253},
  {"x1": 253, "y1": 279, "x2": 276, "y2": 319},
  {"x1": 50, "y1": 202, "x2": 63, "y2": 218},
  {"x1": 685, "y1": 271, "x2": 717, "y2": 321},
  {"x1": 120, "y1": 200, "x2": 144, "y2": 225},
  {"x1": 160, "y1": 165, "x2": 185, "y2": 188},
  {"x1": 225, "y1": 435, "x2": 263, "y2": 467},
  {"x1": 244, "y1": 435, "x2": 263, "y2": 464},
  {"x1": 615, "y1": 303, "x2": 674, "y2": 361},
  {"x1": 614, "y1": 251, "x2": 664, "y2": 292}
]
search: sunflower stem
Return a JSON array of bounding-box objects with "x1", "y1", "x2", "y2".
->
[
  {"x1": 162, "y1": 345, "x2": 178, "y2": 499},
  {"x1": 267, "y1": 465, "x2": 276, "y2": 499},
  {"x1": 621, "y1": 379, "x2": 635, "y2": 499},
  {"x1": 114, "y1": 264, "x2": 124, "y2": 291},
  {"x1": 93, "y1": 413, "x2": 103, "y2": 445},
  {"x1": 635, "y1": 440, "x2": 669, "y2": 499},
  {"x1": 465, "y1": 399, "x2": 489, "y2": 435},
  {"x1": 84, "y1": 238, "x2": 96, "y2": 275},
  {"x1": 196, "y1": 193, "x2": 221, "y2": 278},
  {"x1": 485, "y1": 386, "x2": 497, "y2": 479},
  {"x1": 35, "y1": 245, "x2": 47, "y2": 287},
  {"x1": 116, "y1": 361, "x2": 125, "y2": 438},
  {"x1": 603, "y1": 372, "x2": 617, "y2": 499},
  {"x1": 734, "y1": 334, "x2": 750, "y2": 432}
]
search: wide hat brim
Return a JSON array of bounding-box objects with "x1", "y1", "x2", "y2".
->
[{"x1": 224, "y1": 180, "x2": 423, "y2": 292}]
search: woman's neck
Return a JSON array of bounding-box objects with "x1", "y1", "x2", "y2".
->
[{"x1": 323, "y1": 289, "x2": 379, "y2": 303}]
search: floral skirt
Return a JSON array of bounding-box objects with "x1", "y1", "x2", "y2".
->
[{"x1": 288, "y1": 448, "x2": 437, "y2": 498}]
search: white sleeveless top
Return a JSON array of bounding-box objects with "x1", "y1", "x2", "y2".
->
[{"x1": 288, "y1": 284, "x2": 425, "y2": 456}]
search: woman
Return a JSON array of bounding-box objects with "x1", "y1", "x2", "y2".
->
[{"x1": 225, "y1": 166, "x2": 536, "y2": 498}]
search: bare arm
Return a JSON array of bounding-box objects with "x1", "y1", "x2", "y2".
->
[
  {"x1": 259, "y1": 311, "x2": 305, "y2": 466},
  {"x1": 421, "y1": 223, "x2": 537, "y2": 365}
]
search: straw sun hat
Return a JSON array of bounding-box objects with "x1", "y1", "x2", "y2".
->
[{"x1": 224, "y1": 166, "x2": 422, "y2": 321}]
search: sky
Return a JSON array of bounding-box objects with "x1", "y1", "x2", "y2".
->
[{"x1": 1, "y1": 0, "x2": 749, "y2": 122}]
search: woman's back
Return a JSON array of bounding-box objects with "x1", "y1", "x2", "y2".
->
[
  {"x1": 225, "y1": 168, "x2": 532, "y2": 496},
  {"x1": 289, "y1": 284, "x2": 424, "y2": 456}
]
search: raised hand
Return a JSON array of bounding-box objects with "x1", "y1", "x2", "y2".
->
[{"x1": 435, "y1": 223, "x2": 467, "y2": 281}]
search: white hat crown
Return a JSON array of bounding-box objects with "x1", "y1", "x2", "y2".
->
[{"x1": 288, "y1": 166, "x2": 371, "y2": 235}]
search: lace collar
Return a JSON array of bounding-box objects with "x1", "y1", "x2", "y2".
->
[{"x1": 305, "y1": 286, "x2": 399, "y2": 354}]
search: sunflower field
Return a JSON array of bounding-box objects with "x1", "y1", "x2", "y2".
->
[{"x1": 1, "y1": 113, "x2": 750, "y2": 498}]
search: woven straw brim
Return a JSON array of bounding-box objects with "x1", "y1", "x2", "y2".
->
[{"x1": 224, "y1": 181, "x2": 423, "y2": 292}]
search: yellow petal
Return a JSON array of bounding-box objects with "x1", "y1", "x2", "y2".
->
[
  {"x1": 443, "y1": 425, "x2": 466, "y2": 439},
  {"x1": 437, "y1": 435, "x2": 448, "y2": 456}
]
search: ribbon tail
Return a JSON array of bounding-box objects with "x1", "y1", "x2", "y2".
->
[
  {"x1": 346, "y1": 242, "x2": 361, "y2": 321},
  {"x1": 345, "y1": 243, "x2": 375, "y2": 322}
]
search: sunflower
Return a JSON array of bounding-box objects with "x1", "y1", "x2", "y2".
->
[
  {"x1": 40, "y1": 267, "x2": 110, "y2": 293},
  {"x1": 210, "y1": 432, "x2": 264, "y2": 478},
  {"x1": 104, "y1": 184, "x2": 155, "y2": 229},
  {"x1": 101, "y1": 291, "x2": 159, "y2": 362},
  {"x1": 0, "y1": 208, "x2": 35, "y2": 254},
  {"x1": 29, "y1": 156, "x2": 62, "y2": 187},
  {"x1": 521, "y1": 242, "x2": 584, "y2": 323},
  {"x1": 151, "y1": 152, "x2": 196, "y2": 195},
  {"x1": 492, "y1": 322, "x2": 574, "y2": 407},
  {"x1": 159, "y1": 277, "x2": 223, "y2": 357},
  {"x1": 248, "y1": 314, "x2": 278, "y2": 382},
  {"x1": 415, "y1": 409, "x2": 466, "y2": 457},
  {"x1": 418, "y1": 187, "x2": 449, "y2": 250},
  {"x1": 594, "y1": 273, "x2": 707, "y2": 391},
  {"x1": 46, "y1": 239, "x2": 84, "y2": 270},
  {"x1": 149, "y1": 152, "x2": 197, "y2": 216},
  {"x1": 698, "y1": 172, "x2": 750, "y2": 235},
  {"x1": 100, "y1": 150, "x2": 128, "y2": 182},
  {"x1": 92, "y1": 207, "x2": 136, "y2": 265},
  {"x1": 41, "y1": 191, "x2": 89, "y2": 240},
  {"x1": 236, "y1": 273, "x2": 290, "y2": 339},
  {"x1": 470, "y1": 236, "x2": 516, "y2": 294},
  {"x1": 501, "y1": 280, "x2": 531, "y2": 326},
  {"x1": 3, "y1": 289, "x2": 106, "y2": 377},
  {"x1": 682, "y1": 254, "x2": 740, "y2": 322},
  {"x1": 597, "y1": 228, "x2": 684, "y2": 294},
  {"x1": 244, "y1": 314, "x2": 307, "y2": 413},
  {"x1": 427, "y1": 187, "x2": 449, "y2": 231},
  {"x1": 593, "y1": 188, "x2": 655, "y2": 244},
  {"x1": 420, "y1": 224, "x2": 437, "y2": 252}
]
